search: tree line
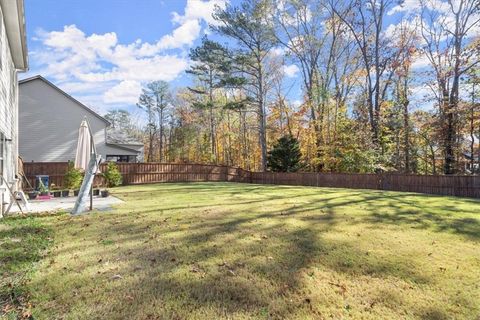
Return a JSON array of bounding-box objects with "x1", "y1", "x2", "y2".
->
[{"x1": 108, "y1": 0, "x2": 479, "y2": 174}]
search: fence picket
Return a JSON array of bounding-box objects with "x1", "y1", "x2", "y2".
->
[{"x1": 22, "y1": 162, "x2": 480, "y2": 198}]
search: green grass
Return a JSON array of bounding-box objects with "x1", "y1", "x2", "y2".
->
[
  {"x1": 0, "y1": 215, "x2": 53, "y2": 318},
  {"x1": 1, "y1": 182, "x2": 480, "y2": 319}
]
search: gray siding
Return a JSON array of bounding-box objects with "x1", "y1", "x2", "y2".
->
[
  {"x1": 113, "y1": 143, "x2": 144, "y2": 161},
  {"x1": 103, "y1": 144, "x2": 138, "y2": 157},
  {"x1": 19, "y1": 78, "x2": 138, "y2": 162},
  {"x1": 0, "y1": 5, "x2": 19, "y2": 186}
]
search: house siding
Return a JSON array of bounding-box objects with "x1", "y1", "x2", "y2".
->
[
  {"x1": 0, "y1": 5, "x2": 19, "y2": 187},
  {"x1": 103, "y1": 144, "x2": 138, "y2": 157},
  {"x1": 19, "y1": 78, "x2": 138, "y2": 162},
  {"x1": 112, "y1": 144, "x2": 144, "y2": 161}
]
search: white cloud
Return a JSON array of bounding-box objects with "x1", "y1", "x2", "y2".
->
[
  {"x1": 172, "y1": 0, "x2": 226, "y2": 26},
  {"x1": 58, "y1": 81, "x2": 112, "y2": 94},
  {"x1": 409, "y1": 84, "x2": 436, "y2": 111},
  {"x1": 388, "y1": 0, "x2": 422, "y2": 15},
  {"x1": 388, "y1": 0, "x2": 450, "y2": 15},
  {"x1": 276, "y1": 0, "x2": 312, "y2": 27},
  {"x1": 387, "y1": 0, "x2": 479, "y2": 39},
  {"x1": 292, "y1": 99, "x2": 303, "y2": 108},
  {"x1": 412, "y1": 54, "x2": 431, "y2": 69},
  {"x1": 29, "y1": 25, "x2": 189, "y2": 101},
  {"x1": 77, "y1": 54, "x2": 188, "y2": 83},
  {"x1": 156, "y1": 0, "x2": 226, "y2": 50},
  {"x1": 157, "y1": 19, "x2": 201, "y2": 49},
  {"x1": 104, "y1": 80, "x2": 143, "y2": 104},
  {"x1": 283, "y1": 64, "x2": 300, "y2": 78},
  {"x1": 25, "y1": 0, "x2": 226, "y2": 110},
  {"x1": 271, "y1": 46, "x2": 287, "y2": 56}
]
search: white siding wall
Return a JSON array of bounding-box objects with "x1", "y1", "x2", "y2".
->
[
  {"x1": 0, "y1": 6, "x2": 19, "y2": 187},
  {"x1": 19, "y1": 79, "x2": 137, "y2": 162}
]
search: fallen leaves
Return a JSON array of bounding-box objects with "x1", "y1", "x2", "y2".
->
[
  {"x1": 1, "y1": 304, "x2": 14, "y2": 314},
  {"x1": 2, "y1": 302, "x2": 33, "y2": 319},
  {"x1": 190, "y1": 264, "x2": 207, "y2": 278},
  {"x1": 217, "y1": 261, "x2": 228, "y2": 267},
  {"x1": 190, "y1": 266, "x2": 200, "y2": 273},
  {"x1": 111, "y1": 274, "x2": 123, "y2": 280},
  {"x1": 133, "y1": 265, "x2": 142, "y2": 272},
  {"x1": 328, "y1": 281, "x2": 347, "y2": 295},
  {"x1": 217, "y1": 260, "x2": 238, "y2": 276}
]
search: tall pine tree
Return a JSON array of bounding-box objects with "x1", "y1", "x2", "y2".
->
[{"x1": 267, "y1": 135, "x2": 302, "y2": 172}]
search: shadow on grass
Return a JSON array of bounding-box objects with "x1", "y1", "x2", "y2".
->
[
  {"x1": 250, "y1": 188, "x2": 480, "y2": 241},
  {"x1": 48, "y1": 214, "x2": 441, "y2": 318},
  {"x1": 0, "y1": 216, "x2": 53, "y2": 317},
  {"x1": 26, "y1": 183, "x2": 480, "y2": 318}
]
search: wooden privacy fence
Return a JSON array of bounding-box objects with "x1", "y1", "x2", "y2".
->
[
  {"x1": 111, "y1": 163, "x2": 251, "y2": 184},
  {"x1": 22, "y1": 162, "x2": 252, "y2": 188},
  {"x1": 250, "y1": 172, "x2": 480, "y2": 198},
  {"x1": 22, "y1": 162, "x2": 480, "y2": 198}
]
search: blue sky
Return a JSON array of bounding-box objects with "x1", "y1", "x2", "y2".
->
[
  {"x1": 25, "y1": 1, "x2": 185, "y2": 44},
  {"x1": 22, "y1": 0, "x2": 238, "y2": 117},
  {"x1": 18, "y1": 0, "x2": 408, "y2": 119},
  {"x1": 21, "y1": 0, "x2": 472, "y2": 118}
]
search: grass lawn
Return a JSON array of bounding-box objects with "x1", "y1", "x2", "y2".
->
[{"x1": 1, "y1": 182, "x2": 479, "y2": 319}]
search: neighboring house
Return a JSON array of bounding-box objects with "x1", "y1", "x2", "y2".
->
[
  {"x1": 0, "y1": 0, "x2": 28, "y2": 206},
  {"x1": 461, "y1": 134, "x2": 479, "y2": 174},
  {"x1": 105, "y1": 128, "x2": 144, "y2": 162},
  {"x1": 19, "y1": 75, "x2": 143, "y2": 163},
  {"x1": 463, "y1": 152, "x2": 479, "y2": 174}
]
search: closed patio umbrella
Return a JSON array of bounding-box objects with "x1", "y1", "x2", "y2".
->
[
  {"x1": 72, "y1": 118, "x2": 101, "y2": 214},
  {"x1": 74, "y1": 119, "x2": 92, "y2": 171}
]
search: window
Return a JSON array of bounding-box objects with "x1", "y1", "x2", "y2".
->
[{"x1": 106, "y1": 155, "x2": 136, "y2": 163}]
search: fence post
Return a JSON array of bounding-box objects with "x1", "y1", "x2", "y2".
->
[{"x1": 21, "y1": 162, "x2": 480, "y2": 198}]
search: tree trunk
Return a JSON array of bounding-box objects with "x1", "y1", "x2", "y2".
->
[
  {"x1": 168, "y1": 122, "x2": 174, "y2": 162},
  {"x1": 147, "y1": 130, "x2": 153, "y2": 162},
  {"x1": 147, "y1": 108, "x2": 154, "y2": 162},
  {"x1": 444, "y1": 104, "x2": 456, "y2": 174},
  {"x1": 258, "y1": 60, "x2": 267, "y2": 172},
  {"x1": 367, "y1": 91, "x2": 379, "y2": 147},
  {"x1": 403, "y1": 77, "x2": 410, "y2": 173},
  {"x1": 470, "y1": 83, "x2": 476, "y2": 174},
  {"x1": 394, "y1": 131, "x2": 400, "y2": 169},
  {"x1": 444, "y1": 13, "x2": 464, "y2": 175},
  {"x1": 209, "y1": 74, "x2": 216, "y2": 162},
  {"x1": 477, "y1": 120, "x2": 480, "y2": 175},
  {"x1": 158, "y1": 107, "x2": 164, "y2": 162},
  {"x1": 227, "y1": 111, "x2": 232, "y2": 166},
  {"x1": 306, "y1": 78, "x2": 323, "y2": 172},
  {"x1": 430, "y1": 144, "x2": 436, "y2": 175}
]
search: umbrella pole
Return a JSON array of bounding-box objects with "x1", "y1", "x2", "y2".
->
[
  {"x1": 90, "y1": 185, "x2": 93, "y2": 211},
  {"x1": 72, "y1": 118, "x2": 99, "y2": 215},
  {"x1": 89, "y1": 128, "x2": 93, "y2": 211}
]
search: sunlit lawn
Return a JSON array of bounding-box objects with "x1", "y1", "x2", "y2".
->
[{"x1": 1, "y1": 182, "x2": 479, "y2": 319}]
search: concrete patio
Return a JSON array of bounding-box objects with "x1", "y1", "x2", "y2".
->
[{"x1": 9, "y1": 195, "x2": 123, "y2": 214}]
